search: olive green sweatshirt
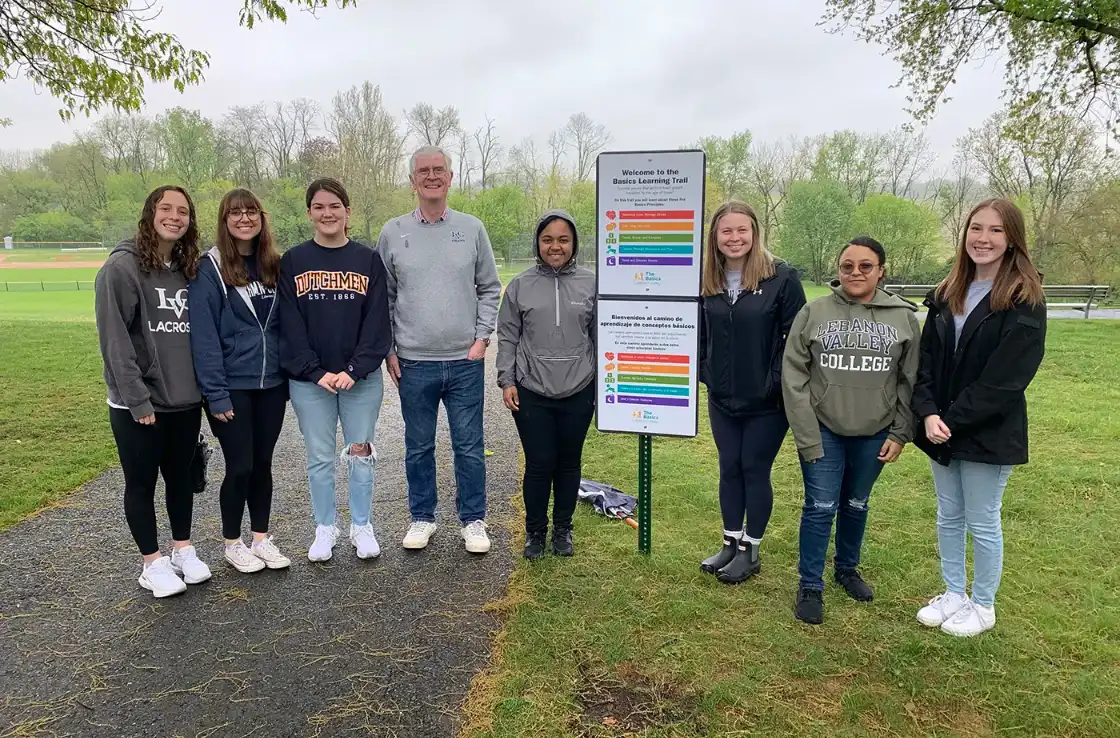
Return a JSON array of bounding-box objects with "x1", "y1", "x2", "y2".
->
[{"x1": 781, "y1": 282, "x2": 921, "y2": 462}]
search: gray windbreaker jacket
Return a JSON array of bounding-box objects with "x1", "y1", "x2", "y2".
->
[{"x1": 496, "y1": 209, "x2": 596, "y2": 399}]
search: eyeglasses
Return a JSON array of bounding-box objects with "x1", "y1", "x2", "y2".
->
[
  {"x1": 839, "y1": 261, "x2": 879, "y2": 275},
  {"x1": 228, "y1": 208, "x2": 261, "y2": 221},
  {"x1": 414, "y1": 166, "x2": 447, "y2": 178}
]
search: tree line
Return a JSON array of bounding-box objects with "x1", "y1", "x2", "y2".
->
[{"x1": 1, "y1": 80, "x2": 1117, "y2": 287}]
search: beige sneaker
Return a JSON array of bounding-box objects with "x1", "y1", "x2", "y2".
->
[{"x1": 402, "y1": 521, "x2": 438, "y2": 550}]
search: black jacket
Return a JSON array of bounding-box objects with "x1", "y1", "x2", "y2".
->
[
  {"x1": 912, "y1": 288, "x2": 1046, "y2": 466},
  {"x1": 700, "y1": 261, "x2": 806, "y2": 416}
]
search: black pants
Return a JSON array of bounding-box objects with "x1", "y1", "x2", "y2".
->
[
  {"x1": 206, "y1": 385, "x2": 288, "y2": 540},
  {"x1": 109, "y1": 406, "x2": 203, "y2": 556},
  {"x1": 511, "y1": 383, "x2": 595, "y2": 535},
  {"x1": 707, "y1": 399, "x2": 789, "y2": 540}
]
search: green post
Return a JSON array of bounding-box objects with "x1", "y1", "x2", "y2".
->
[{"x1": 637, "y1": 433, "x2": 652, "y2": 554}]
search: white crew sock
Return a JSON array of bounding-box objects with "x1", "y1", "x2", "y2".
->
[
  {"x1": 723, "y1": 529, "x2": 743, "y2": 540},
  {"x1": 742, "y1": 534, "x2": 762, "y2": 547}
]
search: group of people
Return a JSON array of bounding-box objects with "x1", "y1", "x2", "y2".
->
[
  {"x1": 95, "y1": 145, "x2": 1047, "y2": 640},
  {"x1": 693, "y1": 197, "x2": 1045, "y2": 636},
  {"x1": 94, "y1": 145, "x2": 501, "y2": 599}
]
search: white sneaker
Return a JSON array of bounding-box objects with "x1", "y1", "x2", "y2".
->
[
  {"x1": 170, "y1": 545, "x2": 212, "y2": 584},
  {"x1": 461, "y1": 520, "x2": 491, "y2": 554},
  {"x1": 224, "y1": 540, "x2": 266, "y2": 573},
  {"x1": 138, "y1": 556, "x2": 187, "y2": 598},
  {"x1": 917, "y1": 591, "x2": 970, "y2": 627},
  {"x1": 351, "y1": 523, "x2": 381, "y2": 559},
  {"x1": 402, "y1": 521, "x2": 438, "y2": 550},
  {"x1": 251, "y1": 536, "x2": 291, "y2": 569},
  {"x1": 941, "y1": 601, "x2": 996, "y2": 637},
  {"x1": 308, "y1": 524, "x2": 339, "y2": 562}
]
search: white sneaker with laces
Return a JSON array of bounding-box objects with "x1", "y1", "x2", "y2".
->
[
  {"x1": 138, "y1": 556, "x2": 187, "y2": 598},
  {"x1": 308, "y1": 524, "x2": 339, "y2": 562},
  {"x1": 402, "y1": 521, "x2": 438, "y2": 550},
  {"x1": 252, "y1": 536, "x2": 291, "y2": 569},
  {"x1": 461, "y1": 520, "x2": 491, "y2": 554},
  {"x1": 941, "y1": 601, "x2": 996, "y2": 637},
  {"x1": 170, "y1": 545, "x2": 212, "y2": 584},
  {"x1": 917, "y1": 591, "x2": 970, "y2": 627},
  {"x1": 224, "y1": 540, "x2": 266, "y2": 573},
  {"x1": 351, "y1": 523, "x2": 381, "y2": 559}
]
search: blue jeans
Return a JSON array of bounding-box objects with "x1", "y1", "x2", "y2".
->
[
  {"x1": 398, "y1": 358, "x2": 486, "y2": 525},
  {"x1": 289, "y1": 370, "x2": 384, "y2": 527},
  {"x1": 931, "y1": 459, "x2": 1013, "y2": 607},
  {"x1": 797, "y1": 425, "x2": 887, "y2": 590}
]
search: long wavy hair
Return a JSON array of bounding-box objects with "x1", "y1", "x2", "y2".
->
[
  {"x1": 215, "y1": 188, "x2": 279, "y2": 288},
  {"x1": 135, "y1": 185, "x2": 200, "y2": 279},
  {"x1": 701, "y1": 200, "x2": 775, "y2": 296},
  {"x1": 937, "y1": 199, "x2": 1044, "y2": 314}
]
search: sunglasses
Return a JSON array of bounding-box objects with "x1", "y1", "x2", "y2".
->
[{"x1": 839, "y1": 261, "x2": 880, "y2": 276}]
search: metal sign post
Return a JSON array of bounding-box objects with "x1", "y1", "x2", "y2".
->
[{"x1": 637, "y1": 434, "x2": 653, "y2": 554}]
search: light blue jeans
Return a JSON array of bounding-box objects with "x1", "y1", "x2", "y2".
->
[
  {"x1": 931, "y1": 459, "x2": 1013, "y2": 607},
  {"x1": 289, "y1": 370, "x2": 384, "y2": 527}
]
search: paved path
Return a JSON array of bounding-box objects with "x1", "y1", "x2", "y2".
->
[{"x1": 0, "y1": 347, "x2": 520, "y2": 738}]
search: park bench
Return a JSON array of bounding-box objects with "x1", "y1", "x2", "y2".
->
[{"x1": 882, "y1": 284, "x2": 1112, "y2": 318}]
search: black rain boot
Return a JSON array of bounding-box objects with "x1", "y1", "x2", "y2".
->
[
  {"x1": 524, "y1": 530, "x2": 547, "y2": 560},
  {"x1": 551, "y1": 525, "x2": 574, "y2": 557},
  {"x1": 700, "y1": 534, "x2": 739, "y2": 574},
  {"x1": 716, "y1": 538, "x2": 761, "y2": 584}
]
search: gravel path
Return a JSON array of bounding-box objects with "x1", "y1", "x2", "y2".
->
[{"x1": 0, "y1": 346, "x2": 521, "y2": 738}]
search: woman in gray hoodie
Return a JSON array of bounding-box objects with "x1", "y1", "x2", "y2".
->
[
  {"x1": 95, "y1": 186, "x2": 210, "y2": 599},
  {"x1": 496, "y1": 210, "x2": 596, "y2": 559},
  {"x1": 781, "y1": 236, "x2": 921, "y2": 625}
]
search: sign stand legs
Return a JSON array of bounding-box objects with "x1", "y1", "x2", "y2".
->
[{"x1": 637, "y1": 433, "x2": 652, "y2": 554}]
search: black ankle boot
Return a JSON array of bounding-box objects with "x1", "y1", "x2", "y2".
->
[
  {"x1": 524, "y1": 530, "x2": 547, "y2": 560},
  {"x1": 716, "y1": 538, "x2": 761, "y2": 584},
  {"x1": 700, "y1": 534, "x2": 738, "y2": 574},
  {"x1": 551, "y1": 525, "x2": 573, "y2": 557}
]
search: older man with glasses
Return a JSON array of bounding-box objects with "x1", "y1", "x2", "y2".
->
[{"x1": 375, "y1": 146, "x2": 502, "y2": 554}]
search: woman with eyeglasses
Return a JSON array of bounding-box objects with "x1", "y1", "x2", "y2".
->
[
  {"x1": 781, "y1": 236, "x2": 921, "y2": 624},
  {"x1": 189, "y1": 189, "x2": 291, "y2": 573}
]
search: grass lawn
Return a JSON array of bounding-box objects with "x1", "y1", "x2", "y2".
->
[
  {"x1": 465, "y1": 320, "x2": 1120, "y2": 738},
  {"x1": 0, "y1": 266, "x2": 101, "y2": 290},
  {"x1": 0, "y1": 319, "x2": 117, "y2": 530}
]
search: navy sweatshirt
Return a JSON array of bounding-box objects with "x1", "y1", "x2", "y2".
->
[
  {"x1": 189, "y1": 248, "x2": 284, "y2": 415},
  {"x1": 277, "y1": 239, "x2": 392, "y2": 383}
]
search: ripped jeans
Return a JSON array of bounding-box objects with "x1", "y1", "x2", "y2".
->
[
  {"x1": 289, "y1": 369, "x2": 384, "y2": 528},
  {"x1": 797, "y1": 425, "x2": 888, "y2": 591}
]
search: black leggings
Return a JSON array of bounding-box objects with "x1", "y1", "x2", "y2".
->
[
  {"x1": 707, "y1": 400, "x2": 789, "y2": 539},
  {"x1": 511, "y1": 383, "x2": 595, "y2": 534},
  {"x1": 109, "y1": 406, "x2": 203, "y2": 556},
  {"x1": 206, "y1": 385, "x2": 288, "y2": 540}
]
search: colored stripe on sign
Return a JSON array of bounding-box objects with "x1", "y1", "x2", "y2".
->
[
  {"x1": 617, "y1": 373, "x2": 691, "y2": 386},
  {"x1": 619, "y1": 210, "x2": 695, "y2": 220},
  {"x1": 618, "y1": 385, "x2": 690, "y2": 397},
  {"x1": 619, "y1": 221, "x2": 695, "y2": 232},
  {"x1": 617, "y1": 353, "x2": 690, "y2": 364},
  {"x1": 618, "y1": 395, "x2": 690, "y2": 407},
  {"x1": 617, "y1": 363, "x2": 690, "y2": 375}
]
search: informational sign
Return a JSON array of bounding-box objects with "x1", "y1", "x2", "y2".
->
[
  {"x1": 596, "y1": 298, "x2": 699, "y2": 438},
  {"x1": 596, "y1": 150, "x2": 706, "y2": 297}
]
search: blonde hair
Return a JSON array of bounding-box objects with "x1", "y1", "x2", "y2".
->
[{"x1": 701, "y1": 200, "x2": 775, "y2": 297}]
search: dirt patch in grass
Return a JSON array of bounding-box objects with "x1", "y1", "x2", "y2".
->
[{"x1": 574, "y1": 659, "x2": 704, "y2": 736}]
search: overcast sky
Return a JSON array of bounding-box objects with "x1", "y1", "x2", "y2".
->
[{"x1": 0, "y1": 0, "x2": 1006, "y2": 170}]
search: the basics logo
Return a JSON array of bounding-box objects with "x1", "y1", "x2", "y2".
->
[{"x1": 633, "y1": 271, "x2": 662, "y2": 285}]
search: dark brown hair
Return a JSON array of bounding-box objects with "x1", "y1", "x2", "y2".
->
[
  {"x1": 215, "y1": 189, "x2": 279, "y2": 288},
  {"x1": 701, "y1": 200, "x2": 775, "y2": 296},
  {"x1": 305, "y1": 177, "x2": 350, "y2": 208},
  {"x1": 937, "y1": 199, "x2": 1044, "y2": 314},
  {"x1": 136, "y1": 185, "x2": 200, "y2": 279}
]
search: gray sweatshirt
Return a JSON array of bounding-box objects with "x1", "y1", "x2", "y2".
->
[
  {"x1": 94, "y1": 240, "x2": 202, "y2": 419},
  {"x1": 376, "y1": 209, "x2": 502, "y2": 361},
  {"x1": 496, "y1": 210, "x2": 596, "y2": 399}
]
